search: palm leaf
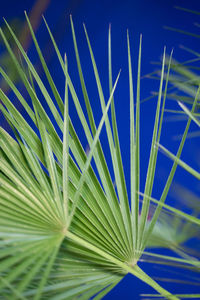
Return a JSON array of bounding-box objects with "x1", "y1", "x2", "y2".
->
[{"x1": 0, "y1": 14, "x2": 188, "y2": 299}]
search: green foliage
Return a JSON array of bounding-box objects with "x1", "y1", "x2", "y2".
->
[{"x1": 0, "y1": 12, "x2": 199, "y2": 300}]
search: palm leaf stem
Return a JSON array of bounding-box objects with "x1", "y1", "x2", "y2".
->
[{"x1": 66, "y1": 231, "x2": 179, "y2": 300}]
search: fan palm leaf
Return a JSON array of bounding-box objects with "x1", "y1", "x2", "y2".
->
[{"x1": 0, "y1": 13, "x2": 194, "y2": 299}]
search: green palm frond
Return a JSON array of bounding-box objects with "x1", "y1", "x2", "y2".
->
[
  {"x1": 157, "y1": 87, "x2": 200, "y2": 190},
  {"x1": 178, "y1": 101, "x2": 200, "y2": 127},
  {"x1": 0, "y1": 13, "x2": 195, "y2": 299},
  {"x1": 138, "y1": 7, "x2": 200, "y2": 298},
  {"x1": 158, "y1": 143, "x2": 200, "y2": 180}
]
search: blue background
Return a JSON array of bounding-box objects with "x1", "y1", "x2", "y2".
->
[{"x1": 0, "y1": 0, "x2": 200, "y2": 299}]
